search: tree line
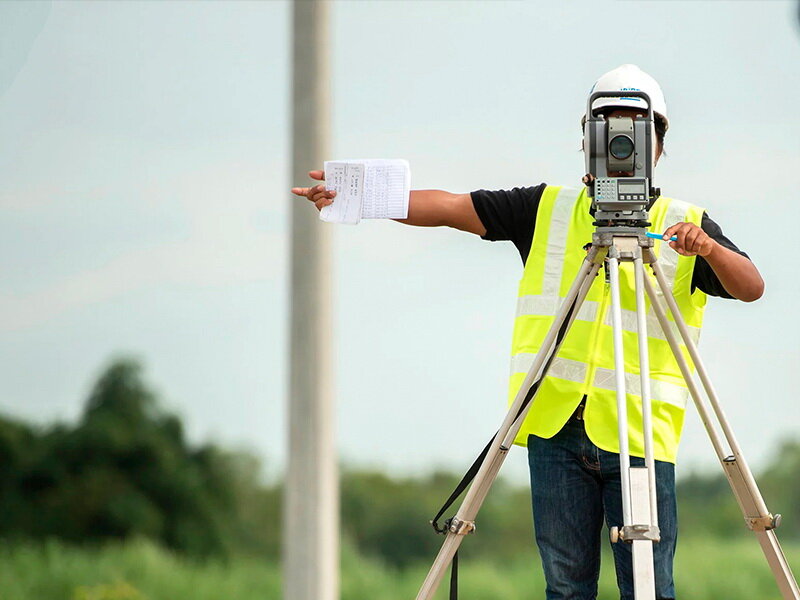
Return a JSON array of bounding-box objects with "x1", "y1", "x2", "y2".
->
[{"x1": 0, "y1": 358, "x2": 796, "y2": 566}]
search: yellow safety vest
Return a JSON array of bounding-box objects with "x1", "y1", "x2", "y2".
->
[{"x1": 509, "y1": 185, "x2": 707, "y2": 463}]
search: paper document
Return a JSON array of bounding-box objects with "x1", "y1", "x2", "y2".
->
[{"x1": 320, "y1": 159, "x2": 410, "y2": 224}]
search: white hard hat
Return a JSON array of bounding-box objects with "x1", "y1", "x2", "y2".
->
[{"x1": 586, "y1": 64, "x2": 668, "y2": 130}]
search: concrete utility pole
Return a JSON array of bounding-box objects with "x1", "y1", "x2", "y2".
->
[{"x1": 284, "y1": 2, "x2": 337, "y2": 600}]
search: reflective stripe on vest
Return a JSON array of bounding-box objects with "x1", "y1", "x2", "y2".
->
[
  {"x1": 508, "y1": 185, "x2": 707, "y2": 463},
  {"x1": 511, "y1": 355, "x2": 688, "y2": 411}
]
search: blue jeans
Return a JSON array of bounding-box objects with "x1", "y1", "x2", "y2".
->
[{"x1": 527, "y1": 415, "x2": 677, "y2": 600}]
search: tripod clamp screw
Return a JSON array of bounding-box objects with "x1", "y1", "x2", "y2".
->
[
  {"x1": 746, "y1": 513, "x2": 782, "y2": 531},
  {"x1": 447, "y1": 517, "x2": 476, "y2": 536},
  {"x1": 610, "y1": 526, "x2": 620, "y2": 543},
  {"x1": 609, "y1": 524, "x2": 661, "y2": 544}
]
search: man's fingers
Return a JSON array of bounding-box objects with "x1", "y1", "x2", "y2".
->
[
  {"x1": 291, "y1": 171, "x2": 326, "y2": 199},
  {"x1": 314, "y1": 198, "x2": 334, "y2": 211},
  {"x1": 311, "y1": 188, "x2": 335, "y2": 203},
  {"x1": 676, "y1": 225, "x2": 691, "y2": 249},
  {"x1": 291, "y1": 182, "x2": 336, "y2": 207},
  {"x1": 669, "y1": 241, "x2": 688, "y2": 256},
  {"x1": 308, "y1": 184, "x2": 327, "y2": 199},
  {"x1": 684, "y1": 228, "x2": 702, "y2": 252},
  {"x1": 664, "y1": 222, "x2": 708, "y2": 256},
  {"x1": 311, "y1": 183, "x2": 333, "y2": 196},
  {"x1": 662, "y1": 222, "x2": 684, "y2": 240},
  {"x1": 666, "y1": 222, "x2": 690, "y2": 243}
]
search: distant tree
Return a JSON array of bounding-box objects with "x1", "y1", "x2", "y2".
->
[
  {"x1": 0, "y1": 416, "x2": 37, "y2": 534},
  {"x1": 0, "y1": 357, "x2": 262, "y2": 559},
  {"x1": 759, "y1": 438, "x2": 800, "y2": 539},
  {"x1": 339, "y1": 469, "x2": 534, "y2": 568},
  {"x1": 676, "y1": 441, "x2": 800, "y2": 542}
]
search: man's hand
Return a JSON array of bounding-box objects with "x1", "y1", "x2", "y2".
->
[
  {"x1": 663, "y1": 220, "x2": 764, "y2": 301},
  {"x1": 291, "y1": 170, "x2": 335, "y2": 211},
  {"x1": 662, "y1": 222, "x2": 715, "y2": 257}
]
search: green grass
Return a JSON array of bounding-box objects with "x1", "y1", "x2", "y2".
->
[
  {"x1": 0, "y1": 539, "x2": 279, "y2": 600},
  {"x1": 347, "y1": 538, "x2": 800, "y2": 600},
  {"x1": 0, "y1": 536, "x2": 797, "y2": 599}
]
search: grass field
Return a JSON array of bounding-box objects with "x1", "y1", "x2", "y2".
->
[{"x1": 1, "y1": 537, "x2": 797, "y2": 599}]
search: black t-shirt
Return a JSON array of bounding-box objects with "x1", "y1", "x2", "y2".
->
[{"x1": 471, "y1": 184, "x2": 749, "y2": 299}]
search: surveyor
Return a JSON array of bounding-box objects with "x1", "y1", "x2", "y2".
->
[{"x1": 291, "y1": 64, "x2": 764, "y2": 600}]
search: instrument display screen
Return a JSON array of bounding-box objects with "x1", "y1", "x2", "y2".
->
[{"x1": 619, "y1": 181, "x2": 645, "y2": 194}]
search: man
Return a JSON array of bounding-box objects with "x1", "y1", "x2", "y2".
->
[{"x1": 291, "y1": 64, "x2": 763, "y2": 599}]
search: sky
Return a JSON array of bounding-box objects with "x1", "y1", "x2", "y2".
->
[{"x1": 0, "y1": 1, "x2": 798, "y2": 485}]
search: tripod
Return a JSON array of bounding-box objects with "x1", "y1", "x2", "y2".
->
[{"x1": 415, "y1": 229, "x2": 799, "y2": 600}]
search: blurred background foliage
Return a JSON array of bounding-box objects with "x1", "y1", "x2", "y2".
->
[
  {"x1": 1, "y1": 357, "x2": 799, "y2": 565},
  {"x1": 0, "y1": 358, "x2": 278, "y2": 560},
  {"x1": 0, "y1": 358, "x2": 797, "y2": 597}
]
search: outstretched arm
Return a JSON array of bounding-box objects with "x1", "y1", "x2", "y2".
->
[
  {"x1": 291, "y1": 170, "x2": 486, "y2": 236},
  {"x1": 395, "y1": 190, "x2": 486, "y2": 235}
]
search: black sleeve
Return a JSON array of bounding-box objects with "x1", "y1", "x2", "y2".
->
[
  {"x1": 470, "y1": 183, "x2": 547, "y2": 264},
  {"x1": 691, "y1": 212, "x2": 751, "y2": 299}
]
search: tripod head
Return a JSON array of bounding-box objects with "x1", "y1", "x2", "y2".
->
[{"x1": 583, "y1": 90, "x2": 662, "y2": 231}]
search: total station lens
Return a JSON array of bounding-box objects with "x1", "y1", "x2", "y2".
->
[{"x1": 609, "y1": 135, "x2": 634, "y2": 160}]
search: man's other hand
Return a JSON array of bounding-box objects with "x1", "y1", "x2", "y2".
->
[
  {"x1": 291, "y1": 170, "x2": 335, "y2": 211},
  {"x1": 662, "y1": 222, "x2": 715, "y2": 257}
]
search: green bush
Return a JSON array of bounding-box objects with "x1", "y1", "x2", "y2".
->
[{"x1": 0, "y1": 359, "x2": 268, "y2": 560}]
